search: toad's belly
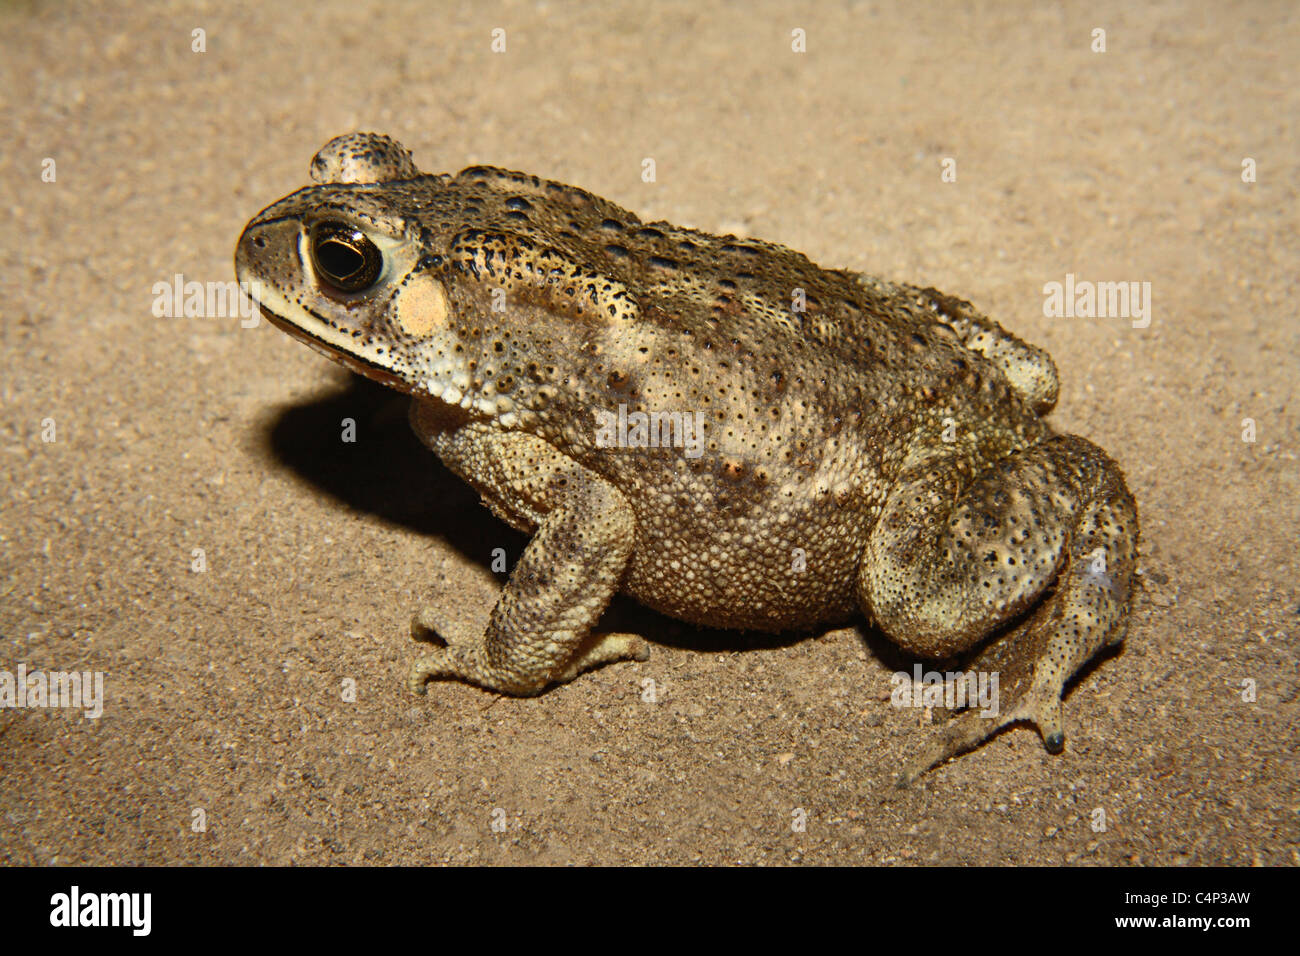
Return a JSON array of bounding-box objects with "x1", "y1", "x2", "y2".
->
[{"x1": 619, "y1": 497, "x2": 868, "y2": 632}]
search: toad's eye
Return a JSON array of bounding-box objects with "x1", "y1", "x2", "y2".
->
[{"x1": 310, "y1": 221, "x2": 382, "y2": 293}]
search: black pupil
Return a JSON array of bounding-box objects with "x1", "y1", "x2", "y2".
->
[{"x1": 318, "y1": 237, "x2": 364, "y2": 280}]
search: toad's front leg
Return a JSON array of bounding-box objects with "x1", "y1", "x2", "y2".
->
[{"x1": 407, "y1": 427, "x2": 648, "y2": 696}]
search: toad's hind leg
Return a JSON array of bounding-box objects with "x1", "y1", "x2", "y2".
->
[{"x1": 856, "y1": 434, "x2": 1138, "y2": 782}]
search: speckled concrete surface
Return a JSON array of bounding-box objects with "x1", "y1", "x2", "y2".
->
[{"x1": 1, "y1": 0, "x2": 1296, "y2": 864}]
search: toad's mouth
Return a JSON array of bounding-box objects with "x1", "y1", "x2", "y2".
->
[{"x1": 257, "y1": 304, "x2": 411, "y2": 394}]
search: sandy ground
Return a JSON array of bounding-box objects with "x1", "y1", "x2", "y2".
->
[{"x1": 1, "y1": 1, "x2": 1296, "y2": 866}]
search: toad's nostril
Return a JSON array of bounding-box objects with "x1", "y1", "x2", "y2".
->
[{"x1": 252, "y1": 235, "x2": 266, "y2": 249}]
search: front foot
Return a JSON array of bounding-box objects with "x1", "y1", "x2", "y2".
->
[
  {"x1": 407, "y1": 604, "x2": 498, "y2": 694},
  {"x1": 552, "y1": 632, "x2": 651, "y2": 684},
  {"x1": 406, "y1": 630, "x2": 651, "y2": 697},
  {"x1": 407, "y1": 645, "x2": 488, "y2": 695}
]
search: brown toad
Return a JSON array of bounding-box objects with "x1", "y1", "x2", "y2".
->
[{"x1": 235, "y1": 133, "x2": 1138, "y2": 780}]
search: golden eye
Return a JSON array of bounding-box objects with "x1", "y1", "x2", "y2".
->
[{"x1": 310, "y1": 221, "x2": 382, "y2": 293}]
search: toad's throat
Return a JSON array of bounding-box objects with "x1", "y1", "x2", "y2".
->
[{"x1": 258, "y1": 304, "x2": 410, "y2": 393}]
